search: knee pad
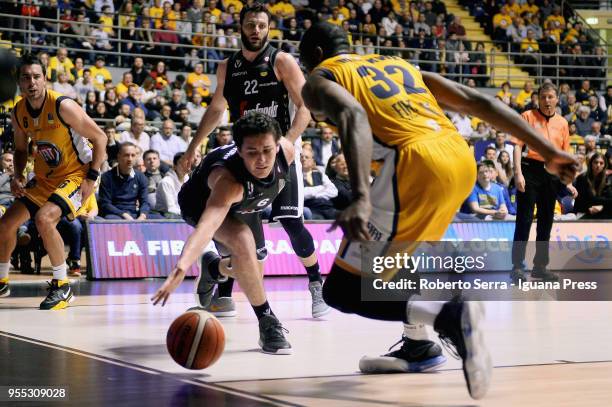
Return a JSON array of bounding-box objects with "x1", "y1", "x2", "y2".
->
[{"x1": 279, "y1": 217, "x2": 315, "y2": 258}]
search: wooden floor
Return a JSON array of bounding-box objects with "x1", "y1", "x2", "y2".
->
[{"x1": 1, "y1": 276, "x2": 611, "y2": 406}]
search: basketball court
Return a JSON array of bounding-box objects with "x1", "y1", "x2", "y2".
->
[{"x1": 2, "y1": 274, "x2": 611, "y2": 406}]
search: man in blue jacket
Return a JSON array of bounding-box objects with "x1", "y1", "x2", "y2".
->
[{"x1": 98, "y1": 142, "x2": 153, "y2": 220}]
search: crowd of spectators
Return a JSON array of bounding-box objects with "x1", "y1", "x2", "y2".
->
[{"x1": 1, "y1": 0, "x2": 605, "y2": 87}]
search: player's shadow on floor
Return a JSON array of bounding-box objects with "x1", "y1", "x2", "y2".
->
[
  {"x1": 254, "y1": 378, "x2": 477, "y2": 407},
  {"x1": 106, "y1": 343, "x2": 168, "y2": 357}
]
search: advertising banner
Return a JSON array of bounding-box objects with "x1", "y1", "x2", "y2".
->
[{"x1": 86, "y1": 221, "x2": 610, "y2": 279}]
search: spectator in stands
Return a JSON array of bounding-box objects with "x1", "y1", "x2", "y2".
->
[
  {"x1": 47, "y1": 48, "x2": 75, "y2": 83},
  {"x1": 128, "y1": 57, "x2": 148, "y2": 86},
  {"x1": 115, "y1": 72, "x2": 135, "y2": 100},
  {"x1": 90, "y1": 56, "x2": 112, "y2": 92},
  {"x1": 461, "y1": 162, "x2": 509, "y2": 220},
  {"x1": 102, "y1": 88, "x2": 119, "y2": 117},
  {"x1": 588, "y1": 95, "x2": 606, "y2": 123},
  {"x1": 470, "y1": 42, "x2": 488, "y2": 86},
  {"x1": 120, "y1": 84, "x2": 149, "y2": 117},
  {"x1": 186, "y1": 63, "x2": 211, "y2": 102},
  {"x1": 496, "y1": 81, "x2": 515, "y2": 108},
  {"x1": 432, "y1": 14, "x2": 446, "y2": 40},
  {"x1": 498, "y1": 150, "x2": 514, "y2": 185},
  {"x1": 168, "y1": 89, "x2": 187, "y2": 122},
  {"x1": 494, "y1": 132, "x2": 514, "y2": 163},
  {"x1": 206, "y1": 126, "x2": 233, "y2": 153},
  {"x1": 584, "y1": 135, "x2": 597, "y2": 158},
  {"x1": 119, "y1": 117, "x2": 151, "y2": 154},
  {"x1": 451, "y1": 112, "x2": 473, "y2": 139},
  {"x1": 99, "y1": 142, "x2": 153, "y2": 220},
  {"x1": 187, "y1": 93, "x2": 206, "y2": 125},
  {"x1": 563, "y1": 92, "x2": 580, "y2": 120},
  {"x1": 515, "y1": 81, "x2": 534, "y2": 110},
  {"x1": 471, "y1": 122, "x2": 491, "y2": 140},
  {"x1": 150, "y1": 61, "x2": 170, "y2": 91},
  {"x1": 102, "y1": 124, "x2": 119, "y2": 171},
  {"x1": 520, "y1": 29, "x2": 539, "y2": 75},
  {"x1": 575, "y1": 106, "x2": 596, "y2": 137},
  {"x1": 91, "y1": 23, "x2": 114, "y2": 63},
  {"x1": 142, "y1": 149, "x2": 169, "y2": 208},
  {"x1": 151, "y1": 120, "x2": 188, "y2": 165},
  {"x1": 155, "y1": 152, "x2": 189, "y2": 218},
  {"x1": 492, "y1": 6, "x2": 512, "y2": 43},
  {"x1": 74, "y1": 69, "x2": 95, "y2": 105},
  {"x1": 562, "y1": 45, "x2": 589, "y2": 88},
  {"x1": 326, "y1": 153, "x2": 352, "y2": 212},
  {"x1": 84, "y1": 91, "x2": 98, "y2": 117},
  {"x1": 311, "y1": 126, "x2": 340, "y2": 168},
  {"x1": 589, "y1": 121, "x2": 604, "y2": 140},
  {"x1": 301, "y1": 149, "x2": 338, "y2": 220},
  {"x1": 52, "y1": 71, "x2": 76, "y2": 99},
  {"x1": 0, "y1": 152, "x2": 14, "y2": 209},
  {"x1": 448, "y1": 15, "x2": 467, "y2": 41},
  {"x1": 573, "y1": 153, "x2": 611, "y2": 219},
  {"x1": 154, "y1": 17, "x2": 180, "y2": 67}
]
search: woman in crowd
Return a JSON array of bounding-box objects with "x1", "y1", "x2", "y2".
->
[{"x1": 573, "y1": 153, "x2": 611, "y2": 219}]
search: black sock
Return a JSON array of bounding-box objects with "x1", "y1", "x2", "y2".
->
[
  {"x1": 217, "y1": 277, "x2": 234, "y2": 297},
  {"x1": 252, "y1": 301, "x2": 275, "y2": 320},
  {"x1": 305, "y1": 263, "x2": 322, "y2": 283}
]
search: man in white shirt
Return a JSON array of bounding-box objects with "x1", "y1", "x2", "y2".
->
[
  {"x1": 52, "y1": 72, "x2": 76, "y2": 99},
  {"x1": 155, "y1": 152, "x2": 189, "y2": 218},
  {"x1": 301, "y1": 150, "x2": 338, "y2": 219},
  {"x1": 187, "y1": 93, "x2": 206, "y2": 125},
  {"x1": 119, "y1": 117, "x2": 150, "y2": 155},
  {"x1": 150, "y1": 120, "x2": 188, "y2": 165},
  {"x1": 451, "y1": 112, "x2": 473, "y2": 139}
]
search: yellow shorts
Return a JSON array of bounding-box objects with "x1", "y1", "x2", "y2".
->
[
  {"x1": 335, "y1": 134, "x2": 476, "y2": 276},
  {"x1": 21, "y1": 173, "x2": 86, "y2": 219}
]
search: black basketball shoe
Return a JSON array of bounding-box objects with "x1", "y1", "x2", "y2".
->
[
  {"x1": 359, "y1": 337, "x2": 447, "y2": 373},
  {"x1": 0, "y1": 278, "x2": 9, "y2": 298},
  {"x1": 40, "y1": 279, "x2": 74, "y2": 310},
  {"x1": 258, "y1": 314, "x2": 292, "y2": 355},
  {"x1": 434, "y1": 297, "x2": 492, "y2": 400}
]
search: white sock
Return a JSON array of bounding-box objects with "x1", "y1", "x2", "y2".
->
[
  {"x1": 406, "y1": 297, "x2": 444, "y2": 327},
  {"x1": 0, "y1": 263, "x2": 9, "y2": 280},
  {"x1": 402, "y1": 323, "x2": 429, "y2": 340},
  {"x1": 52, "y1": 263, "x2": 68, "y2": 281}
]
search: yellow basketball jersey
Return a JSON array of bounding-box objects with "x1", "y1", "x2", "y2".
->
[
  {"x1": 14, "y1": 89, "x2": 92, "y2": 180},
  {"x1": 314, "y1": 54, "x2": 459, "y2": 146}
]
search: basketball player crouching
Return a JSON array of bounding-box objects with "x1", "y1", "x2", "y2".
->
[{"x1": 152, "y1": 112, "x2": 294, "y2": 355}]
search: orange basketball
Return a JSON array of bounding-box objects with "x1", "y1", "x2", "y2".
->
[{"x1": 166, "y1": 310, "x2": 225, "y2": 369}]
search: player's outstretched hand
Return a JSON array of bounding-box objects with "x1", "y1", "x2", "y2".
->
[
  {"x1": 329, "y1": 198, "x2": 372, "y2": 242},
  {"x1": 181, "y1": 146, "x2": 198, "y2": 170},
  {"x1": 151, "y1": 266, "x2": 186, "y2": 306},
  {"x1": 544, "y1": 151, "x2": 580, "y2": 185}
]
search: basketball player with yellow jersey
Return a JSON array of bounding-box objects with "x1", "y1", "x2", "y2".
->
[
  {"x1": 0, "y1": 54, "x2": 106, "y2": 309},
  {"x1": 299, "y1": 23, "x2": 579, "y2": 399}
]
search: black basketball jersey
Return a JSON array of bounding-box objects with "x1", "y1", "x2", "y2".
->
[
  {"x1": 223, "y1": 44, "x2": 292, "y2": 134},
  {"x1": 180, "y1": 143, "x2": 289, "y2": 216}
]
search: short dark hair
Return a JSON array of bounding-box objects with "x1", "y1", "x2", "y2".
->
[
  {"x1": 173, "y1": 152, "x2": 185, "y2": 167},
  {"x1": 119, "y1": 141, "x2": 137, "y2": 153},
  {"x1": 239, "y1": 2, "x2": 271, "y2": 25},
  {"x1": 478, "y1": 160, "x2": 495, "y2": 171},
  {"x1": 299, "y1": 22, "x2": 351, "y2": 62},
  {"x1": 232, "y1": 112, "x2": 281, "y2": 149},
  {"x1": 218, "y1": 126, "x2": 231, "y2": 133},
  {"x1": 143, "y1": 149, "x2": 160, "y2": 159},
  {"x1": 485, "y1": 146, "x2": 497, "y2": 154},
  {"x1": 18, "y1": 52, "x2": 46, "y2": 77},
  {"x1": 538, "y1": 82, "x2": 558, "y2": 97}
]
